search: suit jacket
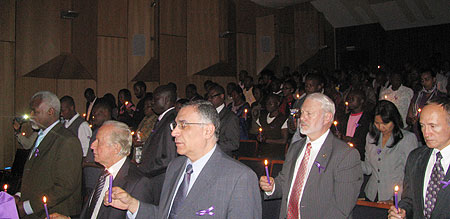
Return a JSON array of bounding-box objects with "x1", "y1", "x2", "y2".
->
[
  {"x1": 138, "y1": 108, "x2": 177, "y2": 177},
  {"x1": 79, "y1": 158, "x2": 155, "y2": 219},
  {"x1": 136, "y1": 147, "x2": 262, "y2": 219},
  {"x1": 267, "y1": 132, "x2": 363, "y2": 219},
  {"x1": 338, "y1": 110, "x2": 373, "y2": 160},
  {"x1": 399, "y1": 146, "x2": 450, "y2": 219},
  {"x1": 21, "y1": 123, "x2": 83, "y2": 218},
  {"x1": 218, "y1": 107, "x2": 240, "y2": 156}
]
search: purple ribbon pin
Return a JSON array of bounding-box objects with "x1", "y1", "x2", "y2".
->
[
  {"x1": 376, "y1": 148, "x2": 382, "y2": 155},
  {"x1": 34, "y1": 149, "x2": 39, "y2": 157},
  {"x1": 314, "y1": 161, "x2": 325, "y2": 173},
  {"x1": 196, "y1": 206, "x2": 215, "y2": 216},
  {"x1": 356, "y1": 123, "x2": 360, "y2": 127},
  {"x1": 440, "y1": 180, "x2": 450, "y2": 189}
]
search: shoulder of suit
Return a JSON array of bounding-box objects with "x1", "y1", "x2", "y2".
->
[{"x1": 408, "y1": 146, "x2": 430, "y2": 159}]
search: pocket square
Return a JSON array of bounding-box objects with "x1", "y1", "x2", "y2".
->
[{"x1": 196, "y1": 206, "x2": 215, "y2": 216}]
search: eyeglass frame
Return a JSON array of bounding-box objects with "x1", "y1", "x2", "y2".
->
[{"x1": 170, "y1": 121, "x2": 209, "y2": 131}]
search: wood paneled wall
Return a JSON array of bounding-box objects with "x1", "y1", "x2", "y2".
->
[{"x1": 256, "y1": 15, "x2": 276, "y2": 74}]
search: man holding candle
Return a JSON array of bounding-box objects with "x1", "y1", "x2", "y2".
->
[
  {"x1": 389, "y1": 97, "x2": 450, "y2": 219},
  {"x1": 15, "y1": 91, "x2": 82, "y2": 218},
  {"x1": 259, "y1": 93, "x2": 363, "y2": 218},
  {"x1": 104, "y1": 100, "x2": 262, "y2": 218},
  {"x1": 79, "y1": 120, "x2": 154, "y2": 219}
]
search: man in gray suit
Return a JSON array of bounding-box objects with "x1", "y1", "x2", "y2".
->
[
  {"x1": 260, "y1": 93, "x2": 363, "y2": 219},
  {"x1": 105, "y1": 100, "x2": 262, "y2": 218}
]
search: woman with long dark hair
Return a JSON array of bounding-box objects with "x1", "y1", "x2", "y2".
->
[{"x1": 362, "y1": 100, "x2": 418, "y2": 203}]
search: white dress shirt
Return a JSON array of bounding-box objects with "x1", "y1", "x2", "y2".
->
[
  {"x1": 64, "y1": 113, "x2": 92, "y2": 156},
  {"x1": 423, "y1": 145, "x2": 450, "y2": 208},
  {"x1": 158, "y1": 107, "x2": 175, "y2": 121},
  {"x1": 216, "y1": 103, "x2": 225, "y2": 114},
  {"x1": 90, "y1": 156, "x2": 127, "y2": 219}
]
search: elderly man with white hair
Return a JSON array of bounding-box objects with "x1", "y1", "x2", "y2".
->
[
  {"x1": 15, "y1": 91, "x2": 83, "y2": 218},
  {"x1": 260, "y1": 93, "x2": 363, "y2": 219}
]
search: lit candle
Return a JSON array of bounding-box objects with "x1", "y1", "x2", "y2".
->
[
  {"x1": 125, "y1": 101, "x2": 129, "y2": 106},
  {"x1": 82, "y1": 113, "x2": 86, "y2": 118},
  {"x1": 345, "y1": 101, "x2": 348, "y2": 106},
  {"x1": 43, "y1": 196, "x2": 50, "y2": 219},
  {"x1": 89, "y1": 124, "x2": 93, "y2": 128},
  {"x1": 384, "y1": 95, "x2": 388, "y2": 99},
  {"x1": 244, "y1": 108, "x2": 248, "y2": 120},
  {"x1": 131, "y1": 131, "x2": 135, "y2": 136},
  {"x1": 264, "y1": 160, "x2": 271, "y2": 185},
  {"x1": 108, "y1": 175, "x2": 113, "y2": 203},
  {"x1": 3, "y1": 184, "x2": 7, "y2": 192},
  {"x1": 394, "y1": 185, "x2": 399, "y2": 210},
  {"x1": 417, "y1": 108, "x2": 422, "y2": 117},
  {"x1": 258, "y1": 127, "x2": 263, "y2": 142},
  {"x1": 347, "y1": 142, "x2": 354, "y2": 147},
  {"x1": 333, "y1": 120, "x2": 339, "y2": 133},
  {"x1": 22, "y1": 132, "x2": 26, "y2": 136},
  {"x1": 377, "y1": 65, "x2": 381, "y2": 69},
  {"x1": 296, "y1": 93, "x2": 300, "y2": 99},
  {"x1": 23, "y1": 114, "x2": 29, "y2": 120}
]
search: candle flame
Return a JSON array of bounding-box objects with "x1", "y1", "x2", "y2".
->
[
  {"x1": 394, "y1": 185, "x2": 399, "y2": 192},
  {"x1": 3, "y1": 184, "x2": 7, "y2": 190},
  {"x1": 347, "y1": 142, "x2": 354, "y2": 147},
  {"x1": 384, "y1": 95, "x2": 387, "y2": 99},
  {"x1": 418, "y1": 108, "x2": 422, "y2": 113},
  {"x1": 264, "y1": 160, "x2": 268, "y2": 166},
  {"x1": 259, "y1": 127, "x2": 263, "y2": 132},
  {"x1": 22, "y1": 132, "x2": 26, "y2": 136},
  {"x1": 244, "y1": 109, "x2": 248, "y2": 113},
  {"x1": 377, "y1": 65, "x2": 381, "y2": 69},
  {"x1": 43, "y1": 196, "x2": 47, "y2": 203},
  {"x1": 296, "y1": 93, "x2": 300, "y2": 99},
  {"x1": 345, "y1": 101, "x2": 348, "y2": 106},
  {"x1": 23, "y1": 114, "x2": 29, "y2": 120},
  {"x1": 131, "y1": 131, "x2": 135, "y2": 136},
  {"x1": 125, "y1": 101, "x2": 129, "y2": 105},
  {"x1": 333, "y1": 121, "x2": 338, "y2": 126},
  {"x1": 89, "y1": 124, "x2": 93, "y2": 128},
  {"x1": 82, "y1": 113, "x2": 86, "y2": 117}
]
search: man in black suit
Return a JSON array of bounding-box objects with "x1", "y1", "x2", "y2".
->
[
  {"x1": 207, "y1": 84, "x2": 240, "y2": 156},
  {"x1": 389, "y1": 97, "x2": 450, "y2": 219},
  {"x1": 138, "y1": 85, "x2": 178, "y2": 201}
]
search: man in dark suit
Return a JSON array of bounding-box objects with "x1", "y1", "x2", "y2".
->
[
  {"x1": 15, "y1": 91, "x2": 83, "y2": 218},
  {"x1": 207, "y1": 84, "x2": 240, "y2": 156},
  {"x1": 105, "y1": 100, "x2": 262, "y2": 218},
  {"x1": 138, "y1": 85, "x2": 178, "y2": 201},
  {"x1": 389, "y1": 97, "x2": 450, "y2": 219},
  {"x1": 78, "y1": 121, "x2": 154, "y2": 219},
  {"x1": 133, "y1": 81, "x2": 147, "y2": 127},
  {"x1": 260, "y1": 93, "x2": 363, "y2": 219}
]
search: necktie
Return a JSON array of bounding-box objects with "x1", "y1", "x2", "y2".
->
[
  {"x1": 287, "y1": 143, "x2": 312, "y2": 219},
  {"x1": 29, "y1": 130, "x2": 44, "y2": 159},
  {"x1": 87, "y1": 170, "x2": 110, "y2": 218},
  {"x1": 169, "y1": 164, "x2": 193, "y2": 219},
  {"x1": 424, "y1": 152, "x2": 445, "y2": 218}
]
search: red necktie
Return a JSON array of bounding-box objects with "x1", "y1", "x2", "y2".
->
[{"x1": 287, "y1": 143, "x2": 312, "y2": 219}]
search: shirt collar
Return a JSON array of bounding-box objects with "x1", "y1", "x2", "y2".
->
[
  {"x1": 187, "y1": 145, "x2": 216, "y2": 176},
  {"x1": 216, "y1": 104, "x2": 225, "y2": 114},
  {"x1": 106, "y1": 156, "x2": 127, "y2": 178},
  {"x1": 434, "y1": 144, "x2": 450, "y2": 160},
  {"x1": 305, "y1": 130, "x2": 330, "y2": 149},
  {"x1": 40, "y1": 120, "x2": 60, "y2": 137},
  {"x1": 158, "y1": 107, "x2": 175, "y2": 121},
  {"x1": 65, "y1": 113, "x2": 80, "y2": 127}
]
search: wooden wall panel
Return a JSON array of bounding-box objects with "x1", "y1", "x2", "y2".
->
[
  {"x1": 160, "y1": 0, "x2": 187, "y2": 36},
  {"x1": 56, "y1": 79, "x2": 97, "y2": 114},
  {"x1": 277, "y1": 33, "x2": 295, "y2": 74},
  {"x1": 128, "y1": 0, "x2": 155, "y2": 80},
  {"x1": 98, "y1": 0, "x2": 127, "y2": 37},
  {"x1": 0, "y1": 0, "x2": 15, "y2": 42},
  {"x1": 236, "y1": 33, "x2": 256, "y2": 76},
  {"x1": 14, "y1": 77, "x2": 57, "y2": 115},
  {"x1": 187, "y1": 0, "x2": 220, "y2": 76},
  {"x1": 16, "y1": 0, "x2": 62, "y2": 76},
  {"x1": 160, "y1": 35, "x2": 187, "y2": 96},
  {"x1": 0, "y1": 42, "x2": 15, "y2": 168},
  {"x1": 294, "y1": 3, "x2": 320, "y2": 68},
  {"x1": 256, "y1": 15, "x2": 275, "y2": 74},
  {"x1": 97, "y1": 37, "x2": 128, "y2": 97}
]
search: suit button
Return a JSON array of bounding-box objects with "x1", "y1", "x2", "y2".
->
[
  {"x1": 378, "y1": 169, "x2": 380, "y2": 172},
  {"x1": 378, "y1": 158, "x2": 381, "y2": 161},
  {"x1": 377, "y1": 180, "x2": 380, "y2": 183}
]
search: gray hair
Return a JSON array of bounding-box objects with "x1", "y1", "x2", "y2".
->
[
  {"x1": 102, "y1": 120, "x2": 132, "y2": 156},
  {"x1": 31, "y1": 91, "x2": 61, "y2": 116},
  {"x1": 305, "y1": 93, "x2": 336, "y2": 117},
  {"x1": 182, "y1": 100, "x2": 221, "y2": 140}
]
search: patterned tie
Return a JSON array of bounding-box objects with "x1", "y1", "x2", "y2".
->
[
  {"x1": 287, "y1": 143, "x2": 312, "y2": 219},
  {"x1": 87, "y1": 170, "x2": 110, "y2": 218},
  {"x1": 169, "y1": 164, "x2": 193, "y2": 219},
  {"x1": 424, "y1": 152, "x2": 445, "y2": 218}
]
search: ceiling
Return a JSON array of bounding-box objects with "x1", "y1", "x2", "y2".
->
[{"x1": 250, "y1": 0, "x2": 450, "y2": 30}]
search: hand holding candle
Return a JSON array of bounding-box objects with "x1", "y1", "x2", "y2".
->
[
  {"x1": 43, "y1": 196, "x2": 50, "y2": 219},
  {"x1": 264, "y1": 160, "x2": 271, "y2": 185},
  {"x1": 394, "y1": 185, "x2": 399, "y2": 210}
]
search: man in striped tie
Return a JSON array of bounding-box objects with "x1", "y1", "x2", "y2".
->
[{"x1": 260, "y1": 93, "x2": 363, "y2": 219}]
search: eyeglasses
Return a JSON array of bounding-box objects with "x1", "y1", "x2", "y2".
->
[
  {"x1": 207, "y1": 93, "x2": 223, "y2": 100},
  {"x1": 170, "y1": 121, "x2": 208, "y2": 130}
]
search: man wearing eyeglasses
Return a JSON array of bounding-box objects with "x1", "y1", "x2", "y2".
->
[
  {"x1": 105, "y1": 100, "x2": 262, "y2": 218},
  {"x1": 137, "y1": 85, "x2": 178, "y2": 203},
  {"x1": 206, "y1": 84, "x2": 240, "y2": 156}
]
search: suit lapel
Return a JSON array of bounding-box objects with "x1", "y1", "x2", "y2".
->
[
  {"x1": 415, "y1": 148, "x2": 432, "y2": 214},
  {"x1": 26, "y1": 124, "x2": 61, "y2": 168},
  {"x1": 161, "y1": 157, "x2": 187, "y2": 218}
]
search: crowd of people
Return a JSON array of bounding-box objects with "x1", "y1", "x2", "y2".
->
[{"x1": 5, "y1": 59, "x2": 450, "y2": 219}]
